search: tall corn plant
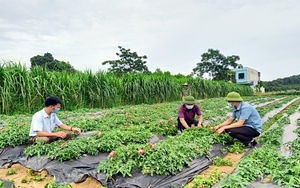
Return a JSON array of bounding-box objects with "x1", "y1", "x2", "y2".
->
[
  {"x1": 0, "y1": 62, "x2": 253, "y2": 115},
  {"x1": 0, "y1": 62, "x2": 34, "y2": 114}
]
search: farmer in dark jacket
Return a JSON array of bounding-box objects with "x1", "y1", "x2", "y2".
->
[{"x1": 177, "y1": 96, "x2": 204, "y2": 133}]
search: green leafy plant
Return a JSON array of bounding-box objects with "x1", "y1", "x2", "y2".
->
[
  {"x1": 21, "y1": 176, "x2": 29, "y2": 183},
  {"x1": 30, "y1": 175, "x2": 44, "y2": 182},
  {"x1": 44, "y1": 177, "x2": 72, "y2": 188},
  {"x1": 27, "y1": 168, "x2": 38, "y2": 176},
  {"x1": 192, "y1": 168, "x2": 225, "y2": 188},
  {"x1": 225, "y1": 141, "x2": 246, "y2": 154},
  {"x1": 213, "y1": 157, "x2": 233, "y2": 166},
  {"x1": 6, "y1": 168, "x2": 16, "y2": 176}
]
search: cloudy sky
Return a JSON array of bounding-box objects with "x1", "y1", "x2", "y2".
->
[{"x1": 0, "y1": 0, "x2": 299, "y2": 81}]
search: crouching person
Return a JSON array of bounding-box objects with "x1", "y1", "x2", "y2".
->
[
  {"x1": 177, "y1": 96, "x2": 204, "y2": 133},
  {"x1": 29, "y1": 96, "x2": 81, "y2": 144},
  {"x1": 214, "y1": 92, "x2": 262, "y2": 148}
]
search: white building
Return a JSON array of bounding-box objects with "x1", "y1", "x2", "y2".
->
[{"x1": 232, "y1": 67, "x2": 260, "y2": 90}]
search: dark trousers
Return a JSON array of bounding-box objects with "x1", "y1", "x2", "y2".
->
[
  {"x1": 177, "y1": 118, "x2": 199, "y2": 131},
  {"x1": 225, "y1": 126, "x2": 260, "y2": 145}
]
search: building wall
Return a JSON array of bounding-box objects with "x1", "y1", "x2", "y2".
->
[
  {"x1": 233, "y1": 67, "x2": 260, "y2": 89},
  {"x1": 247, "y1": 67, "x2": 259, "y2": 87},
  {"x1": 235, "y1": 69, "x2": 247, "y2": 83}
]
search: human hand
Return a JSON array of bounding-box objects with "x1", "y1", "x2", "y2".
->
[
  {"x1": 211, "y1": 125, "x2": 221, "y2": 131},
  {"x1": 56, "y1": 132, "x2": 67, "y2": 138},
  {"x1": 216, "y1": 127, "x2": 225, "y2": 134},
  {"x1": 72, "y1": 128, "x2": 81, "y2": 134},
  {"x1": 197, "y1": 122, "x2": 202, "y2": 128},
  {"x1": 210, "y1": 126, "x2": 217, "y2": 131},
  {"x1": 191, "y1": 124, "x2": 195, "y2": 128}
]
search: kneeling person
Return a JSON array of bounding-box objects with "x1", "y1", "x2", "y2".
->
[
  {"x1": 29, "y1": 96, "x2": 81, "y2": 144},
  {"x1": 177, "y1": 96, "x2": 204, "y2": 132}
]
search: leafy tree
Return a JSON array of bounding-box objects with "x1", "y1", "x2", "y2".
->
[
  {"x1": 255, "y1": 81, "x2": 265, "y2": 92},
  {"x1": 47, "y1": 61, "x2": 77, "y2": 73},
  {"x1": 30, "y1": 52, "x2": 54, "y2": 68},
  {"x1": 174, "y1": 73, "x2": 188, "y2": 79},
  {"x1": 153, "y1": 68, "x2": 171, "y2": 76},
  {"x1": 192, "y1": 49, "x2": 242, "y2": 81},
  {"x1": 153, "y1": 68, "x2": 163, "y2": 75},
  {"x1": 30, "y1": 52, "x2": 76, "y2": 73},
  {"x1": 102, "y1": 46, "x2": 149, "y2": 77}
]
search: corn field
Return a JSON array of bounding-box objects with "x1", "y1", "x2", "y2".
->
[{"x1": 0, "y1": 62, "x2": 253, "y2": 115}]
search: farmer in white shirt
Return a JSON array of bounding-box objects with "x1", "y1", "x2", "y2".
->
[{"x1": 29, "y1": 96, "x2": 81, "y2": 144}]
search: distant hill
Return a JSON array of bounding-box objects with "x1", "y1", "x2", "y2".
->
[{"x1": 264, "y1": 74, "x2": 300, "y2": 91}]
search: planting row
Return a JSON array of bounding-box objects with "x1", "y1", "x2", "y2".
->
[
  {"x1": 217, "y1": 97, "x2": 300, "y2": 188},
  {"x1": 0, "y1": 95, "x2": 299, "y2": 181}
]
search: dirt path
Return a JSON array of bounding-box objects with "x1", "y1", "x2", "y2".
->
[
  {"x1": 0, "y1": 163, "x2": 102, "y2": 188},
  {"x1": 186, "y1": 152, "x2": 246, "y2": 187}
]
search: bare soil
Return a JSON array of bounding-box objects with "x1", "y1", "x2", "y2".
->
[{"x1": 0, "y1": 163, "x2": 102, "y2": 188}]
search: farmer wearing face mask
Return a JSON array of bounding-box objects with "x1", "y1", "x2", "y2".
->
[
  {"x1": 29, "y1": 96, "x2": 81, "y2": 144},
  {"x1": 177, "y1": 96, "x2": 204, "y2": 133},
  {"x1": 214, "y1": 92, "x2": 262, "y2": 148}
]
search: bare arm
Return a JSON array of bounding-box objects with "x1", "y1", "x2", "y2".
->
[
  {"x1": 36, "y1": 124, "x2": 81, "y2": 138},
  {"x1": 222, "y1": 119, "x2": 244, "y2": 130},
  {"x1": 217, "y1": 117, "x2": 236, "y2": 128},
  {"x1": 216, "y1": 119, "x2": 244, "y2": 134},
  {"x1": 36, "y1": 131, "x2": 59, "y2": 137},
  {"x1": 60, "y1": 124, "x2": 81, "y2": 134},
  {"x1": 197, "y1": 115, "x2": 203, "y2": 127},
  {"x1": 59, "y1": 124, "x2": 72, "y2": 131},
  {"x1": 179, "y1": 118, "x2": 190, "y2": 129}
]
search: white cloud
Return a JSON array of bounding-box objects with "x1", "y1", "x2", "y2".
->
[{"x1": 0, "y1": 0, "x2": 299, "y2": 81}]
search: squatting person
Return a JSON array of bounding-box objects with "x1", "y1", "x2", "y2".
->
[
  {"x1": 177, "y1": 96, "x2": 204, "y2": 133},
  {"x1": 214, "y1": 92, "x2": 262, "y2": 148},
  {"x1": 29, "y1": 96, "x2": 81, "y2": 144}
]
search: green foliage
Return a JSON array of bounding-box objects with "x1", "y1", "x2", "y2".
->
[
  {"x1": 30, "y1": 52, "x2": 76, "y2": 73},
  {"x1": 1, "y1": 94, "x2": 300, "y2": 187},
  {"x1": 21, "y1": 176, "x2": 29, "y2": 183},
  {"x1": 225, "y1": 141, "x2": 246, "y2": 154},
  {"x1": 102, "y1": 46, "x2": 149, "y2": 77},
  {"x1": 213, "y1": 156, "x2": 233, "y2": 166},
  {"x1": 30, "y1": 52, "x2": 54, "y2": 68},
  {"x1": 0, "y1": 62, "x2": 253, "y2": 115},
  {"x1": 97, "y1": 127, "x2": 234, "y2": 179},
  {"x1": 6, "y1": 168, "x2": 16, "y2": 176},
  {"x1": 192, "y1": 49, "x2": 242, "y2": 81},
  {"x1": 0, "y1": 180, "x2": 14, "y2": 188},
  {"x1": 264, "y1": 74, "x2": 300, "y2": 91},
  {"x1": 191, "y1": 168, "x2": 225, "y2": 188},
  {"x1": 218, "y1": 96, "x2": 300, "y2": 188},
  {"x1": 44, "y1": 178, "x2": 72, "y2": 188},
  {"x1": 0, "y1": 124, "x2": 30, "y2": 148}
]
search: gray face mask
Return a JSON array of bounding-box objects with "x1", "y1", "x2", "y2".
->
[{"x1": 186, "y1": 105, "x2": 194, "y2": 109}]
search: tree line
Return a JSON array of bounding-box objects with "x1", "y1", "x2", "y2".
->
[
  {"x1": 263, "y1": 75, "x2": 300, "y2": 91},
  {"x1": 30, "y1": 46, "x2": 243, "y2": 82}
]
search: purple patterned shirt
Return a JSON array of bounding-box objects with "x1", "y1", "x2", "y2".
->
[{"x1": 178, "y1": 104, "x2": 202, "y2": 121}]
